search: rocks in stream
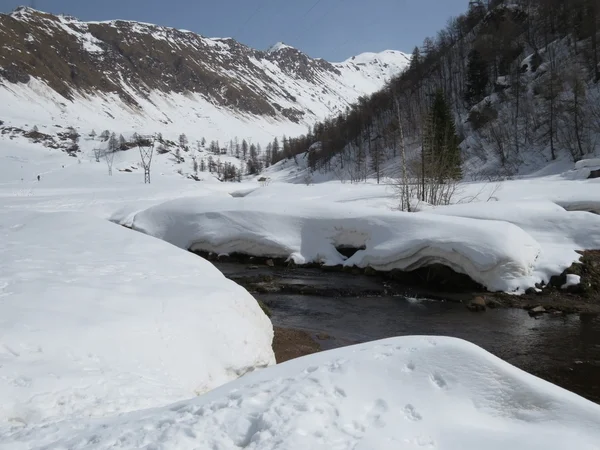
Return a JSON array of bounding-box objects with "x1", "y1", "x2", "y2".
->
[
  {"x1": 528, "y1": 306, "x2": 547, "y2": 317},
  {"x1": 467, "y1": 297, "x2": 487, "y2": 312}
]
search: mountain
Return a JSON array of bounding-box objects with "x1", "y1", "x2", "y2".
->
[
  {"x1": 277, "y1": 0, "x2": 600, "y2": 181},
  {"x1": 0, "y1": 7, "x2": 409, "y2": 143}
]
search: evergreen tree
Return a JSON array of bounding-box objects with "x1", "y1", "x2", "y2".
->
[
  {"x1": 465, "y1": 49, "x2": 489, "y2": 106},
  {"x1": 428, "y1": 90, "x2": 462, "y2": 180},
  {"x1": 241, "y1": 139, "x2": 249, "y2": 160},
  {"x1": 265, "y1": 142, "x2": 272, "y2": 168},
  {"x1": 409, "y1": 46, "x2": 422, "y2": 72},
  {"x1": 108, "y1": 133, "x2": 118, "y2": 152},
  {"x1": 271, "y1": 137, "x2": 280, "y2": 165},
  {"x1": 118, "y1": 134, "x2": 126, "y2": 150},
  {"x1": 179, "y1": 133, "x2": 188, "y2": 150}
]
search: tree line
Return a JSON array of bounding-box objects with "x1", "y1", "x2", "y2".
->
[{"x1": 280, "y1": 0, "x2": 600, "y2": 183}]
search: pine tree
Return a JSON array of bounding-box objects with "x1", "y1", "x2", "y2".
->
[
  {"x1": 179, "y1": 133, "x2": 188, "y2": 151},
  {"x1": 265, "y1": 143, "x2": 272, "y2": 168},
  {"x1": 118, "y1": 134, "x2": 126, "y2": 150},
  {"x1": 241, "y1": 139, "x2": 249, "y2": 160},
  {"x1": 429, "y1": 90, "x2": 462, "y2": 180},
  {"x1": 108, "y1": 133, "x2": 118, "y2": 152},
  {"x1": 271, "y1": 137, "x2": 280, "y2": 165},
  {"x1": 465, "y1": 49, "x2": 489, "y2": 106}
]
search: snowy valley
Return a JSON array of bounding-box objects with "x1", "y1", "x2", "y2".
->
[{"x1": 1, "y1": 2, "x2": 600, "y2": 449}]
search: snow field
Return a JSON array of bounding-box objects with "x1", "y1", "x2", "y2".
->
[
  {"x1": 0, "y1": 210, "x2": 275, "y2": 430},
  {"x1": 4, "y1": 336, "x2": 600, "y2": 449}
]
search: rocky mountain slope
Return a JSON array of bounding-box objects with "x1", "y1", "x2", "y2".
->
[{"x1": 0, "y1": 7, "x2": 409, "y2": 143}]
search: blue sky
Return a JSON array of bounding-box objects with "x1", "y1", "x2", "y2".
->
[{"x1": 1, "y1": 0, "x2": 468, "y2": 60}]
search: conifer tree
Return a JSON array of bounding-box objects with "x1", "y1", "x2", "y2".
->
[
  {"x1": 465, "y1": 49, "x2": 488, "y2": 106},
  {"x1": 428, "y1": 90, "x2": 462, "y2": 180}
]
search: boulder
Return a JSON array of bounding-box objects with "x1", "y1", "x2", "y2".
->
[
  {"x1": 467, "y1": 297, "x2": 487, "y2": 312},
  {"x1": 529, "y1": 305, "x2": 547, "y2": 317},
  {"x1": 588, "y1": 169, "x2": 600, "y2": 179}
]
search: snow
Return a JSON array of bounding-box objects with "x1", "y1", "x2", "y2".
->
[
  {"x1": 112, "y1": 195, "x2": 541, "y2": 293},
  {"x1": 267, "y1": 42, "x2": 294, "y2": 53},
  {"x1": 421, "y1": 201, "x2": 600, "y2": 287},
  {"x1": 1, "y1": 89, "x2": 600, "y2": 448},
  {"x1": 0, "y1": 10, "x2": 410, "y2": 147},
  {"x1": 4, "y1": 336, "x2": 600, "y2": 449},
  {"x1": 562, "y1": 274, "x2": 581, "y2": 289},
  {"x1": 0, "y1": 209, "x2": 274, "y2": 428},
  {"x1": 575, "y1": 158, "x2": 600, "y2": 170}
]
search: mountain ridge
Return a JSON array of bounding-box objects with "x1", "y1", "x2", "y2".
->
[{"x1": 0, "y1": 7, "x2": 409, "y2": 143}]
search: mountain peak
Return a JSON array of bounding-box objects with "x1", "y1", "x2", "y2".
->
[{"x1": 267, "y1": 42, "x2": 295, "y2": 53}]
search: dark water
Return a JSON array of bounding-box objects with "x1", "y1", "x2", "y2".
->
[
  {"x1": 260, "y1": 294, "x2": 600, "y2": 403},
  {"x1": 216, "y1": 263, "x2": 600, "y2": 403}
]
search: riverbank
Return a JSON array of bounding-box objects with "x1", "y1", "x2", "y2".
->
[{"x1": 273, "y1": 327, "x2": 321, "y2": 363}]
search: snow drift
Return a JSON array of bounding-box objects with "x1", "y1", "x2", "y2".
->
[
  {"x1": 112, "y1": 196, "x2": 542, "y2": 293},
  {"x1": 5, "y1": 336, "x2": 600, "y2": 449},
  {"x1": 421, "y1": 200, "x2": 600, "y2": 284},
  {"x1": 0, "y1": 211, "x2": 274, "y2": 428}
]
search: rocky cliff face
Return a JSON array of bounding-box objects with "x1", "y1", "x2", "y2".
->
[{"x1": 0, "y1": 7, "x2": 409, "y2": 140}]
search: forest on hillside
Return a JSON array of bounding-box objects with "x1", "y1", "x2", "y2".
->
[{"x1": 277, "y1": 0, "x2": 600, "y2": 187}]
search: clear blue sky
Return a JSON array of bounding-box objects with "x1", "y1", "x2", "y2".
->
[{"x1": 1, "y1": 0, "x2": 469, "y2": 61}]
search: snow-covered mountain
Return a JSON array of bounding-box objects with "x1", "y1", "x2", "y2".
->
[{"x1": 0, "y1": 7, "x2": 409, "y2": 143}]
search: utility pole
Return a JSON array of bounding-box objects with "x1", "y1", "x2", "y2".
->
[{"x1": 138, "y1": 135, "x2": 156, "y2": 184}]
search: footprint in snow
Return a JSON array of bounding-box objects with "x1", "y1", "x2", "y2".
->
[
  {"x1": 404, "y1": 404, "x2": 422, "y2": 421},
  {"x1": 403, "y1": 361, "x2": 416, "y2": 372},
  {"x1": 430, "y1": 372, "x2": 447, "y2": 389}
]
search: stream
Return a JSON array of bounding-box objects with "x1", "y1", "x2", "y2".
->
[{"x1": 216, "y1": 262, "x2": 600, "y2": 404}]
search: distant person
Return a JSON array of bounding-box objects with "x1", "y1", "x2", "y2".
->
[{"x1": 37, "y1": 175, "x2": 40, "y2": 181}]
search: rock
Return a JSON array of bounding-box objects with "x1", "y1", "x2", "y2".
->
[
  {"x1": 217, "y1": 253, "x2": 231, "y2": 262},
  {"x1": 364, "y1": 266, "x2": 377, "y2": 276},
  {"x1": 525, "y1": 287, "x2": 537, "y2": 295},
  {"x1": 589, "y1": 169, "x2": 600, "y2": 179},
  {"x1": 485, "y1": 298, "x2": 501, "y2": 309},
  {"x1": 467, "y1": 297, "x2": 486, "y2": 312},
  {"x1": 265, "y1": 259, "x2": 275, "y2": 267},
  {"x1": 315, "y1": 333, "x2": 331, "y2": 341},
  {"x1": 549, "y1": 274, "x2": 567, "y2": 288},
  {"x1": 528, "y1": 305, "x2": 547, "y2": 317}
]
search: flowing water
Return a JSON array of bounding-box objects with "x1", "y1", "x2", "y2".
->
[{"x1": 217, "y1": 263, "x2": 600, "y2": 403}]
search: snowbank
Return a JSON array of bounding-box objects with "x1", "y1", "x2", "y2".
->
[
  {"x1": 0, "y1": 211, "x2": 274, "y2": 428},
  {"x1": 5, "y1": 336, "x2": 600, "y2": 449},
  {"x1": 113, "y1": 196, "x2": 541, "y2": 293},
  {"x1": 421, "y1": 201, "x2": 600, "y2": 284},
  {"x1": 575, "y1": 158, "x2": 600, "y2": 170}
]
